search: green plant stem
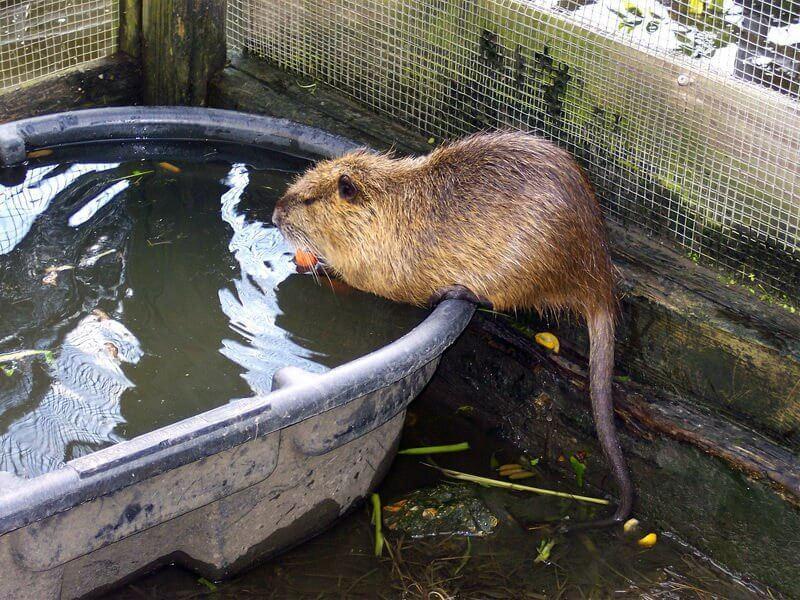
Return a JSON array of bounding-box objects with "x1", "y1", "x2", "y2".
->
[
  {"x1": 371, "y1": 493, "x2": 384, "y2": 557},
  {"x1": 398, "y1": 442, "x2": 470, "y2": 455},
  {"x1": 427, "y1": 464, "x2": 610, "y2": 505}
]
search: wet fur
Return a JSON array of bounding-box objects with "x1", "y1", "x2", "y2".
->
[{"x1": 274, "y1": 131, "x2": 633, "y2": 526}]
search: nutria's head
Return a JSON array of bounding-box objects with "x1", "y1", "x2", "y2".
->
[{"x1": 272, "y1": 149, "x2": 400, "y2": 265}]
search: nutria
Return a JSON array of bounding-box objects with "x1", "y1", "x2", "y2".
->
[{"x1": 272, "y1": 131, "x2": 633, "y2": 529}]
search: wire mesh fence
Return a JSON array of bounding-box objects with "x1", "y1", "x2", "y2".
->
[
  {"x1": 0, "y1": 0, "x2": 119, "y2": 92},
  {"x1": 228, "y1": 0, "x2": 800, "y2": 301}
]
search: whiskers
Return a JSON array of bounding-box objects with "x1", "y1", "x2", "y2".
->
[{"x1": 281, "y1": 226, "x2": 329, "y2": 288}]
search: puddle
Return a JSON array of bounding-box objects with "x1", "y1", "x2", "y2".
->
[
  {"x1": 0, "y1": 142, "x2": 426, "y2": 478},
  {"x1": 106, "y1": 390, "x2": 767, "y2": 599}
]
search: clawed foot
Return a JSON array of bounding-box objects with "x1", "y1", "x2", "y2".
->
[{"x1": 428, "y1": 285, "x2": 493, "y2": 309}]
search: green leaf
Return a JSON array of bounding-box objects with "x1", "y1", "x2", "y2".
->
[
  {"x1": 371, "y1": 493, "x2": 384, "y2": 557},
  {"x1": 529, "y1": 457, "x2": 540, "y2": 467},
  {"x1": 534, "y1": 538, "x2": 556, "y2": 563},
  {"x1": 570, "y1": 455, "x2": 587, "y2": 488},
  {"x1": 1, "y1": 365, "x2": 15, "y2": 377},
  {"x1": 398, "y1": 442, "x2": 470, "y2": 455},
  {"x1": 197, "y1": 577, "x2": 217, "y2": 592},
  {"x1": 455, "y1": 538, "x2": 472, "y2": 574},
  {"x1": 490, "y1": 451, "x2": 500, "y2": 470}
]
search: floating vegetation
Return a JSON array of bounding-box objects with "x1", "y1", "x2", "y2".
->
[
  {"x1": 454, "y1": 537, "x2": 472, "y2": 575},
  {"x1": 427, "y1": 464, "x2": 609, "y2": 505},
  {"x1": 398, "y1": 442, "x2": 470, "y2": 455},
  {"x1": 569, "y1": 455, "x2": 587, "y2": 488},
  {"x1": 371, "y1": 493, "x2": 384, "y2": 557},
  {"x1": 497, "y1": 459, "x2": 539, "y2": 480},
  {"x1": 638, "y1": 533, "x2": 658, "y2": 548},
  {"x1": 0, "y1": 349, "x2": 54, "y2": 365},
  {"x1": 383, "y1": 483, "x2": 498, "y2": 537},
  {"x1": 196, "y1": 577, "x2": 217, "y2": 592},
  {"x1": 534, "y1": 538, "x2": 556, "y2": 564},
  {"x1": 534, "y1": 332, "x2": 560, "y2": 353},
  {"x1": 42, "y1": 264, "x2": 75, "y2": 285},
  {"x1": 623, "y1": 518, "x2": 640, "y2": 533},
  {"x1": 157, "y1": 161, "x2": 181, "y2": 174},
  {"x1": 108, "y1": 169, "x2": 153, "y2": 183},
  {"x1": 26, "y1": 148, "x2": 54, "y2": 159}
]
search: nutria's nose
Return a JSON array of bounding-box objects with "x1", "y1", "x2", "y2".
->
[{"x1": 272, "y1": 202, "x2": 287, "y2": 227}]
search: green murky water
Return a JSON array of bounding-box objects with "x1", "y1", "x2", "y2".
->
[
  {"x1": 106, "y1": 389, "x2": 768, "y2": 599},
  {"x1": 0, "y1": 142, "x2": 426, "y2": 477}
]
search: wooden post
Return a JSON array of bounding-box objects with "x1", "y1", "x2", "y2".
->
[
  {"x1": 120, "y1": 0, "x2": 142, "y2": 58},
  {"x1": 141, "y1": 0, "x2": 226, "y2": 105}
]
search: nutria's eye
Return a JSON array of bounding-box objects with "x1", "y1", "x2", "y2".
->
[
  {"x1": 303, "y1": 196, "x2": 317, "y2": 205},
  {"x1": 337, "y1": 174, "x2": 359, "y2": 202}
]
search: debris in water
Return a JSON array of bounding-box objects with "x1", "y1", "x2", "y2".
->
[
  {"x1": 398, "y1": 442, "x2": 470, "y2": 455},
  {"x1": 427, "y1": 464, "x2": 610, "y2": 505},
  {"x1": 92, "y1": 308, "x2": 110, "y2": 320},
  {"x1": 158, "y1": 161, "x2": 182, "y2": 174},
  {"x1": 569, "y1": 455, "x2": 587, "y2": 488},
  {"x1": 498, "y1": 463, "x2": 525, "y2": 475},
  {"x1": 108, "y1": 169, "x2": 153, "y2": 183},
  {"x1": 383, "y1": 499, "x2": 406, "y2": 513},
  {"x1": 535, "y1": 332, "x2": 560, "y2": 353},
  {"x1": 383, "y1": 482, "x2": 498, "y2": 537},
  {"x1": 197, "y1": 577, "x2": 217, "y2": 592},
  {"x1": 42, "y1": 264, "x2": 75, "y2": 285},
  {"x1": 534, "y1": 538, "x2": 556, "y2": 563},
  {"x1": 508, "y1": 471, "x2": 536, "y2": 480},
  {"x1": 27, "y1": 148, "x2": 53, "y2": 159},
  {"x1": 454, "y1": 537, "x2": 471, "y2": 575},
  {"x1": 79, "y1": 248, "x2": 117, "y2": 267},
  {"x1": 0, "y1": 349, "x2": 54, "y2": 365},
  {"x1": 104, "y1": 342, "x2": 120, "y2": 360},
  {"x1": 638, "y1": 533, "x2": 658, "y2": 548},
  {"x1": 371, "y1": 493, "x2": 384, "y2": 556},
  {"x1": 623, "y1": 518, "x2": 640, "y2": 533}
]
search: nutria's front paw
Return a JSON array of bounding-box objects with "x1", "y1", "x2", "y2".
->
[{"x1": 428, "y1": 285, "x2": 493, "y2": 309}]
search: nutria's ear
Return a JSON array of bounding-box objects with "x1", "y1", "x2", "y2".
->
[{"x1": 337, "y1": 174, "x2": 359, "y2": 202}]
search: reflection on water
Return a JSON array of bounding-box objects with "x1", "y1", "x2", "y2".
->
[
  {"x1": 217, "y1": 163, "x2": 305, "y2": 396},
  {"x1": 0, "y1": 163, "x2": 118, "y2": 255},
  {"x1": 0, "y1": 144, "x2": 426, "y2": 478},
  {"x1": 0, "y1": 311, "x2": 141, "y2": 475}
]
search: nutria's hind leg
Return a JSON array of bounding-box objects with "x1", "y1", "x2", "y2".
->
[{"x1": 428, "y1": 285, "x2": 493, "y2": 309}]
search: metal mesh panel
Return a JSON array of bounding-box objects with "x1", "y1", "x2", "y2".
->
[
  {"x1": 0, "y1": 0, "x2": 119, "y2": 91},
  {"x1": 228, "y1": 0, "x2": 800, "y2": 299}
]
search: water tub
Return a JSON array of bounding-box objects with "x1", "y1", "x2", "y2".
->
[{"x1": 0, "y1": 108, "x2": 475, "y2": 599}]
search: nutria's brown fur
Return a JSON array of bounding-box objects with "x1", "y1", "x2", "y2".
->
[{"x1": 273, "y1": 131, "x2": 633, "y2": 528}]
